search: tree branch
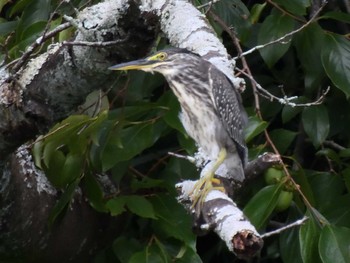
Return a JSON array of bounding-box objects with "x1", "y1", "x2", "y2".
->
[{"x1": 233, "y1": 1, "x2": 327, "y2": 60}]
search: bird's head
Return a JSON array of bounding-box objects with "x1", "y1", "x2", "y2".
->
[{"x1": 108, "y1": 48, "x2": 197, "y2": 74}]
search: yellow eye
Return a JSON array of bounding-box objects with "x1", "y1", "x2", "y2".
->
[{"x1": 157, "y1": 52, "x2": 167, "y2": 60}]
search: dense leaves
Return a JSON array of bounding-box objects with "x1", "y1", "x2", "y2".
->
[
  {"x1": 321, "y1": 33, "x2": 350, "y2": 98},
  {"x1": 2, "y1": 0, "x2": 350, "y2": 262}
]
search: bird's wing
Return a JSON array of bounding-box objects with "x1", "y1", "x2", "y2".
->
[{"x1": 208, "y1": 65, "x2": 248, "y2": 165}]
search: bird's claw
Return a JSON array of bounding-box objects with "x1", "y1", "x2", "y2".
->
[{"x1": 190, "y1": 176, "x2": 225, "y2": 209}]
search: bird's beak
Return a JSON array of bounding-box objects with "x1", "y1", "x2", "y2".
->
[{"x1": 108, "y1": 58, "x2": 158, "y2": 71}]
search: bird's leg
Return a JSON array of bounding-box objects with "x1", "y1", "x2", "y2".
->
[{"x1": 190, "y1": 148, "x2": 227, "y2": 208}]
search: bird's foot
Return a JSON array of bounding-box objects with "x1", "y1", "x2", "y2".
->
[
  {"x1": 190, "y1": 175, "x2": 226, "y2": 209},
  {"x1": 190, "y1": 148, "x2": 228, "y2": 209}
]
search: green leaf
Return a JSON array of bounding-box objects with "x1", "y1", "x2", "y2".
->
[
  {"x1": 8, "y1": 0, "x2": 30, "y2": 17},
  {"x1": 174, "y1": 245, "x2": 202, "y2": 263},
  {"x1": 269, "y1": 129, "x2": 297, "y2": 154},
  {"x1": 281, "y1": 97, "x2": 308, "y2": 123},
  {"x1": 320, "y1": 11, "x2": 350, "y2": 24},
  {"x1": 48, "y1": 178, "x2": 80, "y2": 228},
  {"x1": 258, "y1": 11, "x2": 295, "y2": 67},
  {"x1": 42, "y1": 140, "x2": 61, "y2": 168},
  {"x1": 244, "y1": 184, "x2": 282, "y2": 230},
  {"x1": 211, "y1": 0, "x2": 252, "y2": 41},
  {"x1": 106, "y1": 197, "x2": 126, "y2": 216},
  {"x1": 0, "y1": 20, "x2": 18, "y2": 36},
  {"x1": 294, "y1": 24, "x2": 325, "y2": 91},
  {"x1": 321, "y1": 194, "x2": 350, "y2": 228},
  {"x1": 0, "y1": 0, "x2": 11, "y2": 12},
  {"x1": 101, "y1": 120, "x2": 166, "y2": 171},
  {"x1": 302, "y1": 105, "x2": 329, "y2": 148},
  {"x1": 125, "y1": 195, "x2": 156, "y2": 219},
  {"x1": 58, "y1": 153, "x2": 83, "y2": 188},
  {"x1": 46, "y1": 115, "x2": 92, "y2": 143},
  {"x1": 150, "y1": 194, "x2": 195, "y2": 245},
  {"x1": 32, "y1": 136, "x2": 44, "y2": 169},
  {"x1": 250, "y1": 3, "x2": 267, "y2": 24},
  {"x1": 44, "y1": 150, "x2": 66, "y2": 188},
  {"x1": 82, "y1": 173, "x2": 107, "y2": 212},
  {"x1": 16, "y1": 0, "x2": 50, "y2": 40},
  {"x1": 321, "y1": 33, "x2": 350, "y2": 98},
  {"x1": 244, "y1": 115, "x2": 268, "y2": 143},
  {"x1": 158, "y1": 91, "x2": 184, "y2": 133},
  {"x1": 272, "y1": 0, "x2": 310, "y2": 16},
  {"x1": 316, "y1": 148, "x2": 340, "y2": 165},
  {"x1": 299, "y1": 211, "x2": 322, "y2": 263},
  {"x1": 131, "y1": 177, "x2": 164, "y2": 192},
  {"x1": 78, "y1": 110, "x2": 108, "y2": 140},
  {"x1": 308, "y1": 172, "x2": 344, "y2": 211},
  {"x1": 280, "y1": 208, "x2": 303, "y2": 263},
  {"x1": 113, "y1": 237, "x2": 143, "y2": 263},
  {"x1": 129, "y1": 248, "x2": 163, "y2": 263},
  {"x1": 339, "y1": 148, "x2": 350, "y2": 158},
  {"x1": 20, "y1": 20, "x2": 46, "y2": 41},
  {"x1": 291, "y1": 169, "x2": 315, "y2": 206},
  {"x1": 319, "y1": 225, "x2": 350, "y2": 263},
  {"x1": 342, "y1": 168, "x2": 350, "y2": 193}
]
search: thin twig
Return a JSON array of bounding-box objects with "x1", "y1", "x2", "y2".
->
[
  {"x1": 62, "y1": 37, "x2": 129, "y2": 48},
  {"x1": 62, "y1": 14, "x2": 88, "y2": 36},
  {"x1": 266, "y1": 0, "x2": 305, "y2": 22},
  {"x1": 323, "y1": 140, "x2": 346, "y2": 151},
  {"x1": 233, "y1": 1, "x2": 328, "y2": 60},
  {"x1": 197, "y1": 0, "x2": 221, "y2": 9},
  {"x1": 11, "y1": 0, "x2": 71, "y2": 73},
  {"x1": 9, "y1": 22, "x2": 71, "y2": 73},
  {"x1": 168, "y1": 152, "x2": 196, "y2": 163},
  {"x1": 261, "y1": 216, "x2": 309, "y2": 238},
  {"x1": 236, "y1": 68, "x2": 330, "y2": 107}
]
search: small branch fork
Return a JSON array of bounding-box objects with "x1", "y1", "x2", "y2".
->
[
  {"x1": 236, "y1": 68, "x2": 330, "y2": 107},
  {"x1": 208, "y1": 1, "x2": 329, "y2": 108}
]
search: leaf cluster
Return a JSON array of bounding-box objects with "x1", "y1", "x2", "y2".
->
[
  {"x1": 32, "y1": 81, "x2": 199, "y2": 261},
  {"x1": 204, "y1": 0, "x2": 350, "y2": 262},
  {"x1": 2, "y1": 0, "x2": 350, "y2": 262}
]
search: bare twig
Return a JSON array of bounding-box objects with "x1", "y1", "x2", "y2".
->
[
  {"x1": 4, "y1": 22, "x2": 71, "y2": 72},
  {"x1": 197, "y1": 0, "x2": 221, "y2": 9},
  {"x1": 233, "y1": 1, "x2": 327, "y2": 60},
  {"x1": 261, "y1": 216, "x2": 309, "y2": 238},
  {"x1": 10, "y1": 0, "x2": 72, "y2": 73},
  {"x1": 0, "y1": 32, "x2": 15, "y2": 67},
  {"x1": 236, "y1": 68, "x2": 330, "y2": 107},
  {"x1": 266, "y1": 0, "x2": 305, "y2": 22},
  {"x1": 62, "y1": 37, "x2": 129, "y2": 48},
  {"x1": 168, "y1": 152, "x2": 196, "y2": 163},
  {"x1": 63, "y1": 15, "x2": 87, "y2": 35},
  {"x1": 323, "y1": 140, "x2": 346, "y2": 151}
]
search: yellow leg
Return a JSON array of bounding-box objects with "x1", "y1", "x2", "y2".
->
[{"x1": 190, "y1": 148, "x2": 227, "y2": 208}]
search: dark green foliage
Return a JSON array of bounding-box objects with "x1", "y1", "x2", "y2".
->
[{"x1": 2, "y1": 0, "x2": 350, "y2": 262}]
